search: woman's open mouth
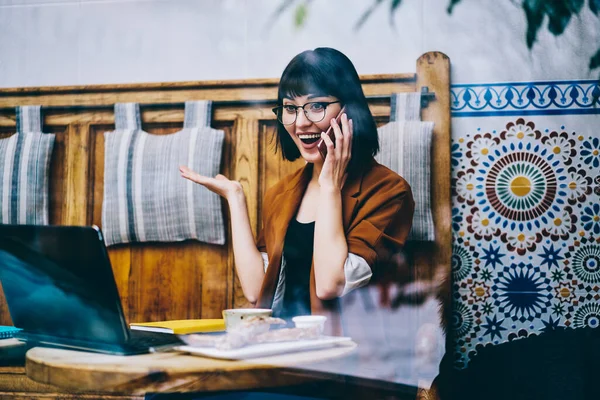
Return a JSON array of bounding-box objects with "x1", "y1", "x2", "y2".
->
[{"x1": 298, "y1": 133, "x2": 321, "y2": 146}]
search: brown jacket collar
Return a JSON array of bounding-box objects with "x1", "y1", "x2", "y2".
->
[{"x1": 268, "y1": 159, "x2": 371, "y2": 231}]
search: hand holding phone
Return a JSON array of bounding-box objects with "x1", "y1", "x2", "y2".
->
[{"x1": 317, "y1": 107, "x2": 346, "y2": 160}]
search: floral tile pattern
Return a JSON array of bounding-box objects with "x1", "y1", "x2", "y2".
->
[{"x1": 450, "y1": 80, "x2": 600, "y2": 368}]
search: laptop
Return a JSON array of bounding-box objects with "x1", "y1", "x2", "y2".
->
[{"x1": 0, "y1": 224, "x2": 184, "y2": 355}]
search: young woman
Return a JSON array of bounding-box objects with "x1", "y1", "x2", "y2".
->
[{"x1": 180, "y1": 47, "x2": 414, "y2": 326}]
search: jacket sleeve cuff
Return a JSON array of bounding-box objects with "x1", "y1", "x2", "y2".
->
[
  {"x1": 260, "y1": 251, "x2": 269, "y2": 273},
  {"x1": 341, "y1": 252, "x2": 373, "y2": 296}
]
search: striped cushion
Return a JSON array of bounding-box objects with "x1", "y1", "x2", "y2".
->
[
  {"x1": 0, "y1": 106, "x2": 55, "y2": 225},
  {"x1": 101, "y1": 101, "x2": 226, "y2": 246},
  {"x1": 376, "y1": 93, "x2": 435, "y2": 241}
]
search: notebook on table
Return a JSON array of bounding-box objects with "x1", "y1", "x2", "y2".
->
[
  {"x1": 0, "y1": 224, "x2": 184, "y2": 355},
  {"x1": 130, "y1": 319, "x2": 225, "y2": 334}
]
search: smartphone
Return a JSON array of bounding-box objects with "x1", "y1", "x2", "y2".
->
[{"x1": 317, "y1": 107, "x2": 346, "y2": 160}]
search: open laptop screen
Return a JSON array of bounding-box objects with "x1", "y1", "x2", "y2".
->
[{"x1": 0, "y1": 225, "x2": 129, "y2": 344}]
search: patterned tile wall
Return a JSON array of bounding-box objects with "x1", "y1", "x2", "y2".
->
[{"x1": 449, "y1": 80, "x2": 600, "y2": 368}]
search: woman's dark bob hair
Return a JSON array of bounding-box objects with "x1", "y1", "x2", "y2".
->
[{"x1": 274, "y1": 47, "x2": 379, "y2": 176}]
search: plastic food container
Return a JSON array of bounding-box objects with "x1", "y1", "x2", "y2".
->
[
  {"x1": 292, "y1": 315, "x2": 327, "y2": 334},
  {"x1": 222, "y1": 308, "x2": 272, "y2": 332}
]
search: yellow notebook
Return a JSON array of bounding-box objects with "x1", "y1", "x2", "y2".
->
[{"x1": 129, "y1": 319, "x2": 225, "y2": 335}]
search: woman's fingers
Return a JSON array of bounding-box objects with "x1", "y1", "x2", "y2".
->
[
  {"x1": 179, "y1": 165, "x2": 191, "y2": 175},
  {"x1": 180, "y1": 167, "x2": 241, "y2": 200},
  {"x1": 339, "y1": 114, "x2": 351, "y2": 161},
  {"x1": 321, "y1": 129, "x2": 335, "y2": 160},
  {"x1": 179, "y1": 165, "x2": 205, "y2": 184},
  {"x1": 341, "y1": 172, "x2": 348, "y2": 188},
  {"x1": 347, "y1": 118, "x2": 353, "y2": 159},
  {"x1": 180, "y1": 165, "x2": 220, "y2": 189},
  {"x1": 332, "y1": 116, "x2": 344, "y2": 160},
  {"x1": 322, "y1": 113, "x2": 353, "y2": 164}
]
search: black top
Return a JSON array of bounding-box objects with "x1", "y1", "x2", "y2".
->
[{"x1": 278, "y1": 218, "x2": 315, "y2": 320}]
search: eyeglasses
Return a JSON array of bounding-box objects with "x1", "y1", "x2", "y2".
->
[{"x1": 272, "y1": 101, "x2": 341, "y2": 126}]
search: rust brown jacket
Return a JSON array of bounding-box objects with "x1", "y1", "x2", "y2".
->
[{"x1": 255, "y1": 158, "x2": 414, "y2": 334}]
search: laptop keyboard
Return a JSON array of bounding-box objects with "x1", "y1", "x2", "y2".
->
[{"x1": 127, "y1": 330, "x2": 184, "y2": 349}]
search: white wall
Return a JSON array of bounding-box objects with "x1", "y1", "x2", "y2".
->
[{"x1": 0, "y1": 0, "x2": 598, "y2": 88}]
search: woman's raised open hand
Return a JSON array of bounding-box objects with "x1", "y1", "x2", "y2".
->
[{"x1": 179, "y1": 165, "x2": 243, "y2": 201}]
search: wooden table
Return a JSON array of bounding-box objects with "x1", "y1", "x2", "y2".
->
[
  {"x1": 0, "y1": 338, "x2": 124, "y2": 399},
  {"x1": 25, "y1": 342, "x2": 359, "y2": 396}
]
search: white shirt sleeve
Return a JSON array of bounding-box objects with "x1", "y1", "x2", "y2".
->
[
  {"x1": 341, "y1": 252, "x2": 373, "y2": 296},
  {"x1": 261, "y1": 251, "x2": 371, "y2": 297},
  {"x1": 260, "y1": 252, "x2": 269, "y2": 273}
]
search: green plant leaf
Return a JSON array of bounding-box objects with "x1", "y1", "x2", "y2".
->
[
  {"x1": 447, "y1": 0, "x2": 462, "y2": 14},
  {"x1": 265, "y1": 0, "x2": 296, "y2": 33},
  {"x1": 294, "y1": 3, "x2": 308, "y2": 28},
  {"x1": 524, "y1": 0, "x2": 546, "y2": 48},
  {"x1": 545, "y1": 0, "x2": 574, "y2": 35},
  {"x1": 590, "y1": 47, "x2": 600, "y2": 69},
  {"x1": 590, "y1": 0, "x2": 600, "y2": 15},
  {"x1": 390, "y1": 0, "x2": 402, "y2": 27},
  {"x1": 566, "y1": 0, "x2": 584, "y2": 13},
  {"x1": 355, "y1": 0, "x2": 384, "y2": 30}
]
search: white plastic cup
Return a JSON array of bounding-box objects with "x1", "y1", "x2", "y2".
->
[{"x1": 292, "y1": 315, "x2": 327, "y2": 335}]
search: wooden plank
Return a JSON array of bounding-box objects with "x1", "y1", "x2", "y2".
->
[
  {"x1": 62, "y1": 123, "x2": 91, "y2": 225},
  {"x1": 105, "y1": 246, "x2": 132, "y2": 321},
  {"x1": 0, "y1": 84, "x2": 411, "y2": 109},
  {"x1": 416, "y1": 51, "x2": 452, "y2": 336},
  {"x1": 230, "y1": 117, "x2": 260, "y2": 309},
  {"x1": 129, "y1": 242, "x2": 203, "y2": 322},
  {"x1": 0, "y1": 104, "x2": 408, "y2": 127},
  {"x1": 47, "y1": 127, "x2": 67, "y2": 226},
  {"x1": 200, "y1": 244, "x2": 230, "y2": 319},
  {"x1": 416, "y1": 52, "x2": 451, "y2": 261},
  {"x1": 90, "y1": 124, "x2": 111, "y2": 228},
  {"x1": 0, "y1": 73, "x2": 414, "y2": 95},
  {"x1": 233, "y1": 117, "x2": 260, "y2": 236},
  {"x1": 0, "y1": 78, "x2": 417, "y2": 114},
  {"x1": 260, "y1": 123, "x2": 305, "y2": 198},
  {"x1": 0, "y1": 88, "x2": 279, "y2": 108}
]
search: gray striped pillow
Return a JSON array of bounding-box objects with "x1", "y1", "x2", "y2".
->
[
  {"x1": 376, "y1": 93, "x2": 435, "y2": 241},
  {"x1": 0, "y1": 106, "x2": 55, "y2": 225},
  {"x1": 102, "y1": 101, "x2": 226, "y2": 246}
]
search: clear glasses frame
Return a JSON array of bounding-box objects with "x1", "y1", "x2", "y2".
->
[{"x1": 272, "y1": 101, "x2": 341, "y2": 125}]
